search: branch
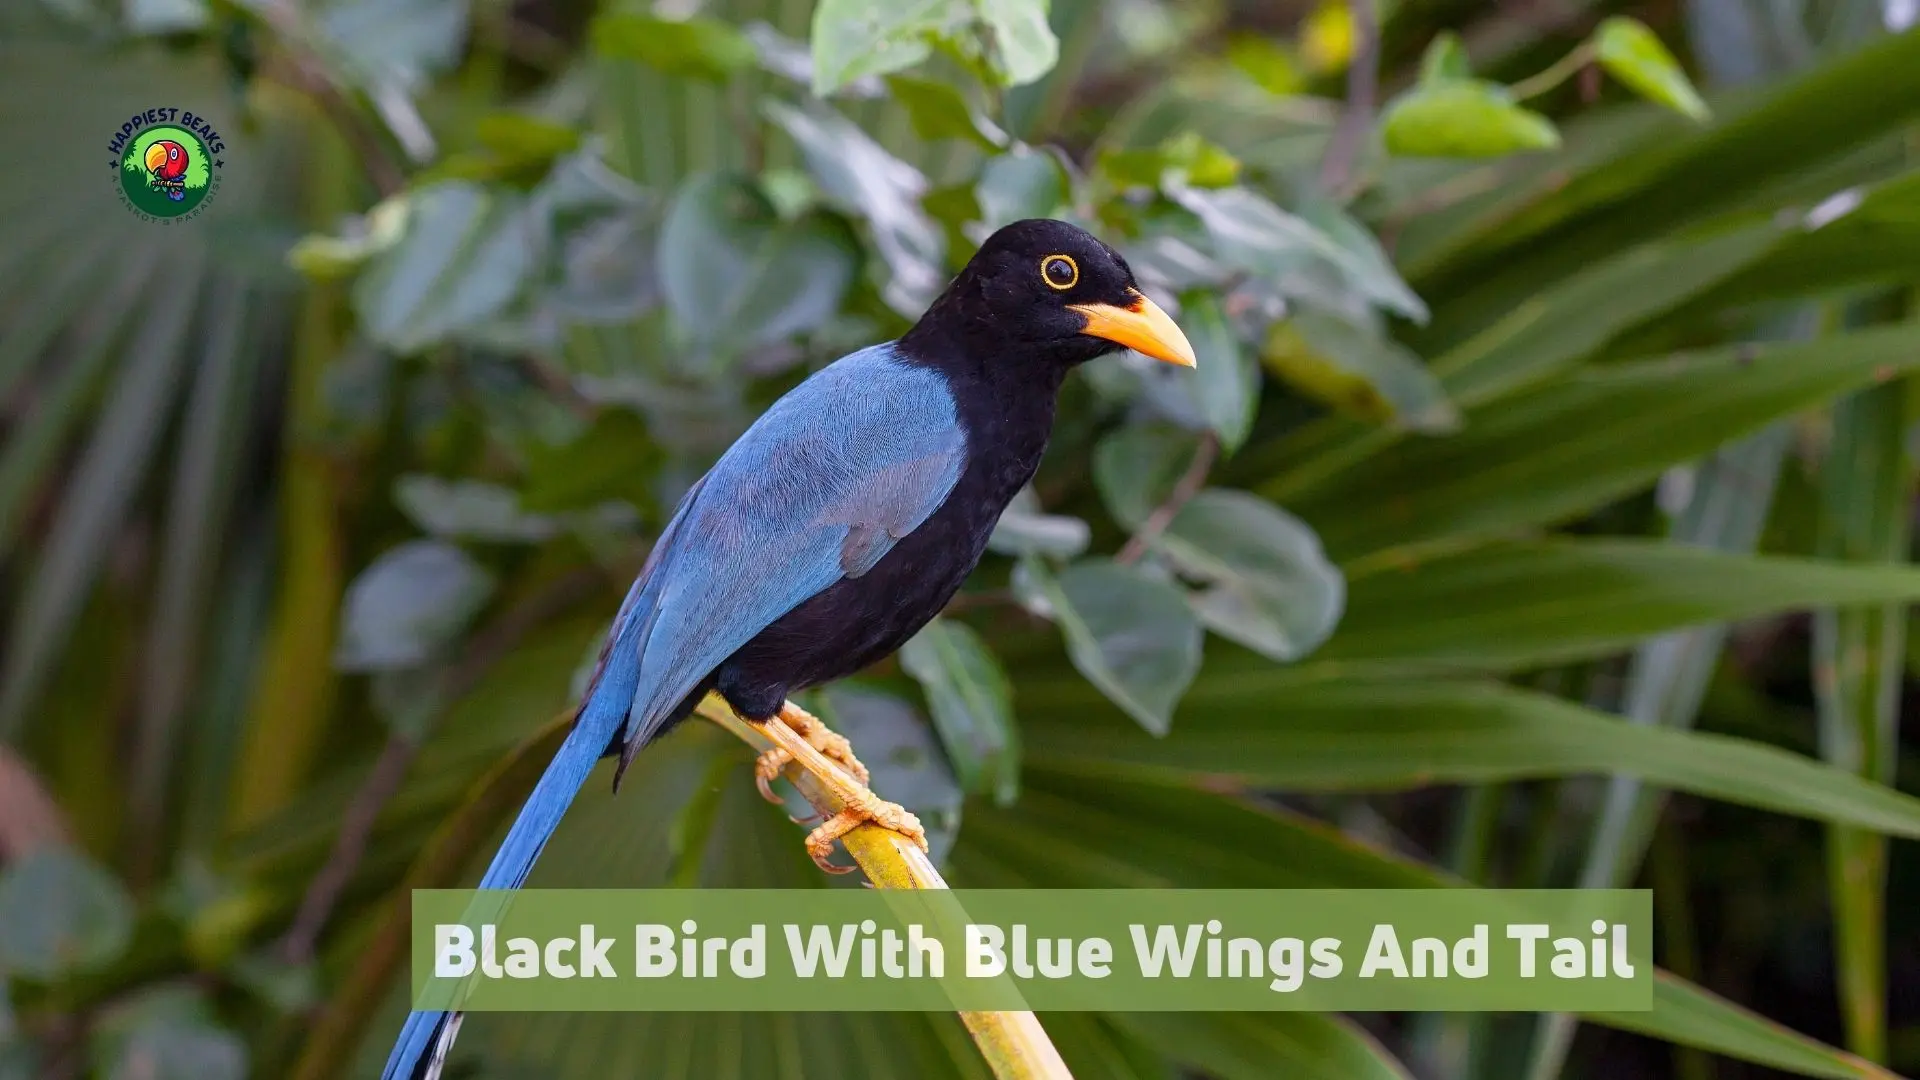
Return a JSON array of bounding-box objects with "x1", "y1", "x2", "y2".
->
[
  {"x1": 0, "y1": 746, "x2": 69, "y2": 863},
  {"x1": 694, "y1": 697, "x2": 1075, "y2": 1080},
  {"x1": 1317, "y1": 0, "x2": 1381, "y2": 197},
  {"x1": 1115, "y1": 434, "x2": 1218, "y2": 566}
]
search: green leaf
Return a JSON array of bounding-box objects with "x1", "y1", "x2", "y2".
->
[
  {"x1": 519, "y1": 409, "x2": 662, "y2": 515},
  {"x1": 1168, "y1": 293, "x2": 1258, "y2": 451},
  {"x1": 590, "y1": 12, "x2": 757, "y2": 80},
  {"x1": 318, "y1": 0, "x2": 468, "y2": 89},
  {"x1": 124, "y1": 0, "x2": 206, "y2": 33},
  {"x1": 899, "y1": 617, "x2": 1021, "y2": 804},
  {"x1": 1596, "y1": 974, "x2": 1906, "y2": 1080},
  {"x1": 1262, "y1": 310, "x2": 1459, "y2": 433},
  {"x1": 988, "y1": 488, "x2": 1091, "y2": 559},
  {"x1": 808, "y1": 0, "x2": 963, "y2": 95},
  {"x1": 1156, "y1": 490, "x2": 1345, "y2": 662},
  {"x1": 886, "y1": 75, "x2": 1008, "y2": 149},
  {"x1": 817, "y1": 686, "x2": 967, "y2": 861},
  {"x1": 1018, "y1": 678, "x2": 1920, "y2": 839},
  {"x1": 974, "y1": 0, "x2": 1059, "y2": 86},
  {"x1": 1418, "y1": 31, "x2": 1471, "y2": 84},
  {"x1": 1381, "y1": 80, "x2": 1560, "y2": 158},
  {"x1": 975, "y1": 147, "x2": 1069, "y2": 232},
  {"x1": 1277, "y1": 323, "x2": 1920, "y2": 561},
  {"x1": 90, "y1": 987, "x2": 246, "y2": 1080},
  {"x1": 1092, "y1": 424, "x2": 1206, "y2": 529},
  {"x1": 332, "y1": 540, "x2": 494, "y2": 672},
  {"x1": 656, "y1": 174, "x2": 858, "y2": 357},
  {"x1": 352, "y1": 181, "x2": 537, "y2": 354},
  {"x1": 0, "y1": 845, "x2": 134, "y2": 980},
  {"x1": 1016, "y1": 558, "x2": 1202, "y2": 735},
  {"x1": 1170, "y1": 185, "x2": 1428, "y2": 322},
  {"x1": 1593, "y1": 16, "x2": 1710, "y2": 122},
  {"x1": 764, "y1": 100, "x2": 946, "y2": 314},
  {"x1": 1225, "y1": 35, "x2": 1303, "y2": 97},
  {"x1": 1320, "y1": 538, "x2": 1920, "y2": 673}
]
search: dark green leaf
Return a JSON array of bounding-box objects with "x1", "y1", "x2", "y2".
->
[
  {"x1": 333, "y1": 540, "x2": 494, "y2": 672},
  {"x1": 0, "y1": 846, "x2": 134, "y2": 980},
  {"x1": 886, "y1": 75, "x2": 1007, "y2": 149},
  {"x1": 816, "y1": 685, "x2": 966, "y2": 863},
  {"x1": 1171, "y1": 293, "x2": 1258, "y2": 450},
  {"x1": 590, "y1": 12, "x2": 756, "y2": 80},
  {"x1": 1016, "y1": 558, "x2": 1202, "y2": 735},
  {"x1": 899, "y1": 617, "x2": 1021, "y2": 804},
  {"x1": 1157, "y1": 490, "x2": 1345, "y2": 662},
  {"x1": 975, "y1": 147, "x2": 1069, "y2": 232},
  {"x1": 519, "y1": 409, "x2": 663, "y2": 515},
  {"x1": 989, "y1": 488, "x2": 1091, "y2": 559},
  {"x1": 1593, "y1": 16, "x2": 1710, "y2": 121},
  {"x1": 89, "y1": 986, "x2": 246, "y2": 1080},
  {"x1": 319, "y1": 0, "x2": 468, "y2": 88},
  {"x1": 353, "y1": 182, "x2": 537, "y2": 354},
  {"x1": 1108, "y1": 1014, "x2": 1411, "y2": 1080},
  {"x1": 1380, "y1": 81, "x2": 1560, "y2": 158}
]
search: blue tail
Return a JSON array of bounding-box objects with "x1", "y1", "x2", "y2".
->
[{"x1": 380, "y1": 595, "x2": 649, "y2": 1079}]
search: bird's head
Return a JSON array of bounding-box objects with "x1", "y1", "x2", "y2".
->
[{"x1": 914, "y1": 218, "x2": 1198, "y2": 372}]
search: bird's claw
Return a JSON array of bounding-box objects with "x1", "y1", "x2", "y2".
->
[
  {"x1": 750, "y1": 704, "x2": 870, "y2": 805},
  {"x1": 803, "y1": 787, "x2": 927, "y2": 873}
]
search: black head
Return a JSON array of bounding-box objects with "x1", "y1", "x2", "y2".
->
[{"x1": 905, "y1": 218, "x2": 1197, "y2": 373}]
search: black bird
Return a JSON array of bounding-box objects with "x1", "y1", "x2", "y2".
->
[{"x1": 383, "y1": 217, "x2": 1196, "y2": 1079}]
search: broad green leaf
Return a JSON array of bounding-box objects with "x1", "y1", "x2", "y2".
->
[
  {"x1": 656, "y1": 173, "x2": 858, "y2": 357},
  {"x1": 1018, "y1": 677, "x2": 1920, "y2": 839},
  {"x1": 765, "y1": 100, "x2": 946, "y2": 313},
  {"x1": 1091, "y1": 424, "x2": 1206, "y2": 529},
  {"x1": 1418, "y1": 31, "x2": 1471, "y2": 84},
  {"x1": 0, "y1": 845, "x2": 134, "y2": 980},
  {"x1": 125, "y1": 0, "x2": 206, "y2": 33},
  {"x1": 817, "y1": 685, "x2": 966, "y2": 862},
  {"x1": 590, "y1": 12, "x2": 756, "y2": 80},
  {"x1": 975, "y1": 0, "x2": 1059, "y2": 86},
  {"x1": 1593, "y1": 16, "x2": 1710, "y2": 121},
  {"x1": 92, "y1": 992, "x2": 246, "y2": 1080},
  {"x1": 393, "y1": 475, "x2": 559, "y2": 543},
  {"x1": 319, "y1": 0, "x2": 468, "y2": 89},
  {"x1": 1262, "y1": 310, "x2": 1458, "y2": 433},
  {"x1": 886, "y1": 75, "x2": 1008, "y2": 149},
  {"x1": 1595, "y1": 975, "x2": 1905, "y2": 1080},
  {"x1": 352, "y1": 181, "x2": 536, "y2": 354},
  {"x1": 988, "y1": 488, "x2": 1091, "y2": 558},
  {"x1": 1156, "y1": 490, "x2": 1345, "y2": 662},
  {"x1": 287, "y1": 195, "x2": 411, "y2": 280},
  {"x1": 1172, "y1": 292, "x2": 1258, "y2": 450},
  {"x1": 1016, "y1": 558, "x2": 1202, "y2": 735},
  {"x1": 1320, "y1": 538, "x2": 1920, "y2": 673},
  {"x1": 1040, "y1": 1012, "x2": 1176, "y2": 1080},
  {"x1": 900, "y1": 617, "x2": 1021, "y2": 804},
  {"x1": 1098, "y1": 134, "x2": 1243, "y2": 191},
  {"x1": 1277, "y1": 323, "x2": 1920, "y2": 561},
  {"x1": 473, "y1": 111, "x2": 581, "y2": 165},
  {"x1": 1170, "y1": 185, "x2": 1428, "y2": 322},
  {"x1": 808, "y1": 0, "x2": 963, "y2": 95},
  {"x1": 974, "y1": 146, "x2": 1069, "y2": 231},
  {"x1": 332, "y1": 540, "x2": 494, "y2": 672},
  {"x1": 1380, "y1": 81, "x2": 1560, "y2": 158}
]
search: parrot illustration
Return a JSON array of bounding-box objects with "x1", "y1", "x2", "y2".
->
[{"x1": 143, "y1": 139, "x2": 188, "y2": 201}]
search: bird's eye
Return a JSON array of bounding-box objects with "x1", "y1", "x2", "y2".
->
[{"x1": 1040, "y1": 254, "x2": 1078, "y2": 291}]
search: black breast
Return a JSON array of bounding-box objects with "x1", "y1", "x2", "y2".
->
[{"x1": 711, "y1": 356, "x2": 1064, "y2": 720}]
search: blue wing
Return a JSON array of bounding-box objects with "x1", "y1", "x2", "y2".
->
[
  {"x1": 612, "y1": 340, "x2": 968, "y2": 752},
  {"x1": 383, "y1": 341, "x2": 967, "y2": 1080}
]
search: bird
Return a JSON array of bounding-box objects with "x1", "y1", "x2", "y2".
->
[
  {"x1": 144, "y1": 139, "x2": 188, "y2": 200},
  {"x1": 380, "y1": 217, "x2": 1196, "y2": 1079}
]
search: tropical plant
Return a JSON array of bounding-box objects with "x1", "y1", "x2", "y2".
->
[{"x1": 2, "y1": 0, "x2": 1919, "y2": 1078}]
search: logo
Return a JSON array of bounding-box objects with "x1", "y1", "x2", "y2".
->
[{"x1": 108, "y1": 108, "x2": 225, "y2": 222}]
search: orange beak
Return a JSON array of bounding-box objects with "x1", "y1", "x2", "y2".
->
[{"x1": 1068, "y1": 289, "x2": 1198, "y2": 368}]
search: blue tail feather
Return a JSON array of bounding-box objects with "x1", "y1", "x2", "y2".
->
[{"x1": 379, "y1": 600, "x2": 647, "y2": 1080}]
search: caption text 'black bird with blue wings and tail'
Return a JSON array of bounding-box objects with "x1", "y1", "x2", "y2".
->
[{"x1": 381, "y1": 218, "x2": 1197, "y2": 1080}]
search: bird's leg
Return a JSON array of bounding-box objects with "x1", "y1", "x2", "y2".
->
[
  {"x1": 751, "y1": 701, "x2": 869, "y2": 801},
  {"x1": 747, "y1": 707, "x2": 926, "y2": 874}
]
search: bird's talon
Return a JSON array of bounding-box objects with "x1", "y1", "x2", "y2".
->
[{"x1": 752, "y1": 746, "x2": 792, "y2": 804}]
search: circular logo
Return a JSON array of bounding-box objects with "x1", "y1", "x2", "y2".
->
[{"x1": 109, "y1": 109, "x2": 225, "y2": 222}]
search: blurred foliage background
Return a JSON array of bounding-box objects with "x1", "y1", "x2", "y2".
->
[{"x1": 3, "y1": 0, "x2": 1920, "y2": 1077}]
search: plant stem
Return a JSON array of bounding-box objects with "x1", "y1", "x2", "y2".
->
[
  {"x1": 695, "y1": 697, "x2": 1075, "y2": 1080},
  {"x1": 1317, "y1": 0, "x2": 1379, "y2": 196},
  {"x1": 1115, "y1": 434, "x2": 1217, "y2": 566},
  {"x1": 1509, "y1": 45, "x2": 1596, "y2": 103}
]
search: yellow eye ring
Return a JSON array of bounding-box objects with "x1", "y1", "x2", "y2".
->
[{"x1": 1040, "y1": 254, "x2": 1078, "y2": 291}]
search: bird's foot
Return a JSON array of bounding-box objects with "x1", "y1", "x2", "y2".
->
[
  {"x1": 746, "y1": 705, "x2": 925, "y2": 875},
  {"x1": 751, "y1": 702, "x2": 870, "y2": 803}
]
